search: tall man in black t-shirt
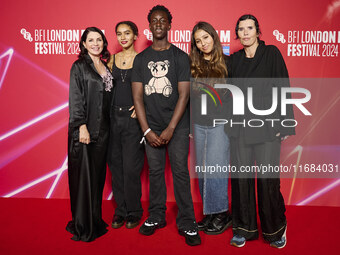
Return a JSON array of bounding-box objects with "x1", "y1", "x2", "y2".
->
[{"x1": 131, "y1": 5, "x2": 201, "y2": 246}]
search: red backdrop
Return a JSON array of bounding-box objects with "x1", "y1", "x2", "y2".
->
[{"x1": 1, "y1": 0, "x2": 339, "y2": 206}]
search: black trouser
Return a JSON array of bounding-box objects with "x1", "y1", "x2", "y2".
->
[
  {"x1": 144, "y1": 128, "x2": 196, "y2": 229},
  {"x1": 231, "y1": 136, "x2": 286, "y2": 242},
  {"x1": 67, "y1": 124, "x2": 109, "y2": 242},
  {"x1": 107, "y1": 106, "x2": 144, "y2": 218}
]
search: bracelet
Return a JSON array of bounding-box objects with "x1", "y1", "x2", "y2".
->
[
  {"x1": 140, "y1": 128, "x2": 151, "y2": 144},
  {"x1": 144, "y1": 128, "x2": 151, "y2": 136}
]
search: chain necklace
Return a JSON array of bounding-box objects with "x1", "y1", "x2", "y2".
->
[
  {"x1": 119, "y1": 52, "x2": 136, "y2": 83},
  {"x1": 120, "y1": 52, "x2": 136, "y2": 67},
  {"x1": 120, "y1": 69, "x2": 128, "y2": 83}
]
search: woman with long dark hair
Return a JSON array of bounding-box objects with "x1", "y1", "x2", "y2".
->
[
  {"x1": 189, "y1": 21, "x2": 232, "y2": 235},
  {"x1": 66, "y1": 27, "x2": 112, "y2": 242},
  {"x1": 107, "y1": 21, "x2": 144, "y2": 229},
  {"x1": 229, "y1": 14, "x2": 295, "y2": 248}
]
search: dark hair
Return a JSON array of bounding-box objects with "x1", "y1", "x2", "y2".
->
[
  {"x1": 147, "y1": 5, "x2": 172, "y2": 24},
  {"x1": 235, "y1": 14, "x2": 261, "y2": 39},
  {"x1": 78, "y1": 27, "x2": 110, "y2": 61},
  {"x1": 190, "y1": 21, "x2": 227, "y2": 78},
  {"x1": 115, "y1": 21, "x2": 139, "y2": 37}
]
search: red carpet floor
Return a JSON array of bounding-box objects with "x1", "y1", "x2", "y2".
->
[{"x1": 0, "y1": 198, "x2": 338, "y2": 255}]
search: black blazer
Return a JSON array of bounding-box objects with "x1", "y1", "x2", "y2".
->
[
  {"x1": 229, "y1": 41, "x2": 295, "y2": 144},
  {"x1": 68, "y1": 54, "x2": 112, "y2": 141}
]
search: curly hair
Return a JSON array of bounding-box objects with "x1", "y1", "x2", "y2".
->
[
  {"x1": 147, "y1": 5, "x2": 172, "y2": 24},
  {"x1": 190, "y1": 21, "x2": 228, "y2": 79},
  {"x1": 78, "y1": 27, "x2": 110, "y2": 61}
]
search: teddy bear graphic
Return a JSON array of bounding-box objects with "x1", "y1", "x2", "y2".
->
[{"x1": 145, "y1": 60, "x2": 172, "y2": 97}]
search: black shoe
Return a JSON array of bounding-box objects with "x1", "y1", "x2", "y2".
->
[
  {"x1": 66, "y1": 220, "x2": 76, "y2": 235},
  {"x1": 179, "y1": 227, "x2": 201, "y2": 246},
  {"x1": 204, "y1": 211, "x2": 232, "y2": 235},
  {"x1": 126, "y1": 215, "x2": 141, "y2": 229},
  {"x1": 197, "y1": 214, "x2": 214, "y2": 231},
  {"x1": 111, "y1": 215, "x2": 125, "y2": 229},
  {"x1": 139, "y1": 218, "x2": 166, "y2": 236}
]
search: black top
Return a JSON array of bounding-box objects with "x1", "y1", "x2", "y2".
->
[
  {"x1": 131, "y1": 44, "x2": 190, "y2": 133},
  {"x1": 111, "y1": 55, "x2": 134, "y2": 107},
  {"x1": 229, "y1": 40, "x2": 295, "y2": 144},
  {"x1": 69, "y1": 54, "x2": 112, "y2": 141}
]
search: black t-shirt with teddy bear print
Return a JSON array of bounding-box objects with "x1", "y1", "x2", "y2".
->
[{"x1": 131, "y1": 44, "x2": 190, "y2": 133}]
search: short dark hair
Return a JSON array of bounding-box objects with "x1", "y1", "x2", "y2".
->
[
  {"x1": 115, "y1": 21, "x2": 139, "y2": 37},
  {"x1": 235, "y1": 14, "x2": 261, "y2": 39},
  {"x1": 147, "y1": 5, "x2": 172, "y2": 24},
  {"x1": 78, "y1": 27, "x2": 110, "y2": 61}
]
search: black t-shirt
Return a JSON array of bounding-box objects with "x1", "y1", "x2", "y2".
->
[{"x1": 131, "y1": 44, "x2": 190, "y2": 132}]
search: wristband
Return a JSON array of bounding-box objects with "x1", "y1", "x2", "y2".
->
[
  {"x1": 144, "y1": 128, "x2": 151, "y2": 136},
  {"x1": 140, "y1": 128, "x2": 151, "y2": 144}
]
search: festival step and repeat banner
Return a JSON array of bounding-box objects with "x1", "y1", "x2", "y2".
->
[{"x1": 1, "y1": 0, "x2": 339, "y2": 206}]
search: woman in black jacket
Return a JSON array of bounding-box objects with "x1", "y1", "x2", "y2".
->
[
  {"x1": 66, "y1": 27, "x2": 112, "y2": 242},
  {"x1": 229, "y1": 15, "x2": 295, "y2": 249}
]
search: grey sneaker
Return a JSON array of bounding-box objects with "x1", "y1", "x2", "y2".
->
[
  {"x1": 270, "y1": 226, "x2": 287, "y2": 249},
  {"x1": 230, "y1": 235, "x2": 246, "y2": 247}
]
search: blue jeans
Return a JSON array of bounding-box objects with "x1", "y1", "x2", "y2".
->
[{"x1": 193, "y1": 124, "x2": 230, "y2": 215}]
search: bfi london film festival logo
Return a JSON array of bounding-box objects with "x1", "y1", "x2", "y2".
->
[
  {"x1": 21, "y1": 29, "x2": 33, "y2": 42},
  {"x1": 20, "y1": 28, "x2": 92, "y2": 55},
  {"x1": 143, "y1": 28, "x2": 231, "y2": 55},
  {"x1": 273, "y1": 30, "x2": 286, "y2": 43},
  {"x1": 144, "y1": 28, "x2": 191, "y2": 53},
  {"x1": 273, "y1": 29, "x2": 340, "y2": 57},
  {"x1": 200, "y1": 83, "x2": 312, "y2": 128},
  {"x1": 144, "y1": 29, "x2": 153, "y2": 41}
]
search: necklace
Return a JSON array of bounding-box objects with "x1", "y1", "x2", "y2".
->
[
  {"x1": 120, "y1": 52, "x2": 137, "y2": 67},
  {"x1": 120, "y1": 69, "x2": 128, "y2": 83},
  {"x1": 118, "y1": 52, "x2": 136, "y2": 83},
  {"x1": 121, "y1": 56, "x2": 128, "y2": 66}
]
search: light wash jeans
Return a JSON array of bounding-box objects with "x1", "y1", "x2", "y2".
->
[{"x1": 193, "y1": 124, "x2": 230, "y2": 215}]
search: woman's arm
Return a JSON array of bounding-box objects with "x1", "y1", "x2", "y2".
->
[{"x1": 69, "y1": 62, "x2": 89, "y2": 143}]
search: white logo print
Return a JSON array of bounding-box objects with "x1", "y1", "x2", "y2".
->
[
  {"x1": 273, "y1": 30, "x2": 286, "y2": 44},
  {"x1": 21, "y1": 28, "x2": 33, "y2": 42},
  {"x1": 145, "y1": 60, "x2": 172, "y2": 97},
  {"x1": 144, "y1": 29, "x2": 153, "y2": 41}
]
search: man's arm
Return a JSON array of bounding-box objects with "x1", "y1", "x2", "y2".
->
[
  {"x1": 132, "y1": 81, "x2": 162, "y2": 147},
  {"x1": 159, "y1": 81, "x2": 190, "y2": 144}
]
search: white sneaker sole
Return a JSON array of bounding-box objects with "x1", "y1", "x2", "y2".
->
[{"x1": 231, "y1": 240, "x2": 246, "y2": 248}]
